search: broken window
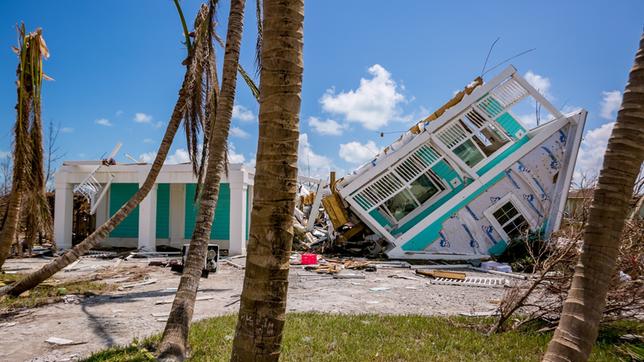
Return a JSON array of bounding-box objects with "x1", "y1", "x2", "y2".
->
[
  {"x1": 408, "y1": 173, "x2": 441, "y2": 204},
  {"x1": 437, "y1": 109, "x2": 511, "y2": 168},
  {"x1": 384, "y1": 189, "x2": 417, "y2": 221},
  {"x1": 492, "y1": 201, "x2": 529, "y2": 240},
  {"x1": 381, "y1": 171, "x2": 446, "y2": 223}
]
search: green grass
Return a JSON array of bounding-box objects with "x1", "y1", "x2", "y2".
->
[
  {"x1": 84, "y1": 314, "x2": 643, "y2": 362},
  {"x1": 0, "y1": 273, "x2": 114, "y2": 310}
]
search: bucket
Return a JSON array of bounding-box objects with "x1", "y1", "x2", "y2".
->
[{"x1": 301, "y1": 253, "x2": 317, "y2": 265}]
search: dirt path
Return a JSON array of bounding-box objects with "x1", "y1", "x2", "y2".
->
[{"x1": 0, "y1": 258, "x2": 506, "y2": 361}]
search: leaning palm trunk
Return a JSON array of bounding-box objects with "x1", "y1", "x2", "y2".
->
[
  {"x1": 0, "y1": 6, "x2": 215, "y2": 297},
  {"x1": 0, "y1": 27, "x2": 47, "y2": 268},
  {"x1": 230, "y1": 0, "x2": 304, "y2": 360},
  {"x1": 157, "y1": 0, "x2": 246, "y2": 360},
  {"x1": 543, "y1": 33, "x2": 644, "y2": 362}
]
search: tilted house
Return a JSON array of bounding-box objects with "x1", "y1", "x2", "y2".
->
[{"x1": 335, "y1": 66, "x2": 586, "y2": 260}]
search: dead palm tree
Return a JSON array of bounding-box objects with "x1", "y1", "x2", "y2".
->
[
  {"x1": 157, "y1": 0, "x2": 246, "y2": 359},
  {"x1": 0, "y1": 26, "x2": 49, "y2": 268},
  {"x1": 230, "y1": 0, "x2": 304, "y2": 360},
  {"x1": 0, "y1": 4, "x2": 217, "y2": 297},
  {"x1": 21, "y1": 79, "x2": 53, "y2": 257},
  {"x1": 543, "y1": 32, "x2": 644, "y2": 361}
]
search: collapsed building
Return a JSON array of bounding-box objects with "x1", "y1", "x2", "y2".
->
[{"x1": 308, "y1": 66, "x2": 587, "y2": 260}]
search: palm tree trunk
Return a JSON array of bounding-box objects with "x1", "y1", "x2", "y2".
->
[
  {"x1": 230, "y1": 0, "x2": 303, "y2": 360},
  {"x1": 157, "y1": 0, "x2": 246, "y2": 359},
  {"x1": 543, "y1": 33, "x2": 644, "y2": 361},
  {"x1": 0, "y1": 45, "x2": 34, "y2": 269}
]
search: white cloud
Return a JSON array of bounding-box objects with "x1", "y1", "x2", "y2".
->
[
  {"x1": 116, "y1": 110, "x2": 124, "y2": 116},
  {"x1": 60, "y1": 127, "x2": 74, "y2": 133},
  {"x1": 134, "y1": 112, "x2": 153, "y2": 123},
  {"x1": 574, "y1": 122, "x2": 615, "y2": 183},
  {"x1": 299, "y1": 133, "x2": 334, "y2": 177},
  {"x1": 308, "y1": 117, "x2": 346, "y2": 136},
  {"x1": 154, "y1": 121, "x2": 164, "y2": 129},
  {"x1": 339, "y1": 140, "x2": 380, "y2": 164},
  {"x1": 232, "y1": 104, "x2": 256, "y2": 122},
  {"x1": 95, "y1": 118, "x2": 112, "y2": 127},
  {"x1": 230, "y1": 127, "x2": 251, "y2": 139},
  {"x1": 143, "y1": 138, "x2": 154, "y2": 144},
  {"x1": 228, "y1": 143, "x2": 246, "y2": 164},
  {"x1": 139, "y1": 148, "x2": 190, "y2": 164},
  {"x1": 524, "y1": 71, "x2": 552, "y2": 100},
  {"x1": 599, "y1": 90, "x2": 622, "y2": 120},
  {"x1": 0, "y1": 151, "x2": 10, "y2": 159},
  {"x1": 320, "y1": 64, "x2": 406, "y2": 130}
]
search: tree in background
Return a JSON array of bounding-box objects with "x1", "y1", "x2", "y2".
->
[
  {"x1": 0, "y1": 4, "x2": 217, "y2": 297},
  {"x1": 231, "y1": 0, "x2": 304, "y2": 359},
  {"x1": 0, "y1": 26, "x2": 50, "y2": 268},
  {"x1": 157, "y1": 0, "x2": 248, "y2": 360},
  {"x1": 543, "y1": 32, "x2": 644, "y2": 361}
]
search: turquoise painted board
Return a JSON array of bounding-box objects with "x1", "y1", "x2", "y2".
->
[
  {"x1": 496, "y1": 112, "x2": 526, "y2": 138},
  {"x1": 184, "y1": 183, "x2": 230, "y2": 240},
  {"x1": 431, "y1": 160, "x2": 462, "y2": 189},
  {"x1": 401, "y1": 172, "x2": 505, "y2": 251},
  {"x1": 488, "y1": 240, "x2": 508, "y2": 256},
  {"x1": 369, "y1": 209, "x2": 391, "y2": 227},
  {"x1": 109, "y1": 183, "x2": 139, "y2": 238},
  {"x1": 156, "y1": 184, "x2": 170, "y2": 239}
]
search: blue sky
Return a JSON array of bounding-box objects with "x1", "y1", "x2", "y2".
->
[{"x1": 1, "y1": 1, "x2": 642, "y2": 182}]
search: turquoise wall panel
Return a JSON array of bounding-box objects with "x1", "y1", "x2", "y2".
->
[
  {"x1": 156, "y1": 184, "x2": 170, "y2": 239},
  {"x1": 109, "y1": 183, "x2": 139, "y2": 238},
  {"x1": 496, "y1": 112, "x2": 526, "y2": 138},
  {"x1": 369, "y1": 209, "x2": 391, "y2": 227},
  {"x1": 431, "y1": 160, "x2": 462, "y2": 189},
  {"x1": 184, "y1": 183, "x2": 230, "y2": 240}
]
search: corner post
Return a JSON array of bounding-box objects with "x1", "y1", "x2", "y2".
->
[{"x1": 54, "y1": 171, "x2": 73, "y2": 250}]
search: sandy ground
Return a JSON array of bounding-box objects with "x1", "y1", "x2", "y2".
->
[{"x1": 0, "y1": 257, "x2": 508, "y2": 362}]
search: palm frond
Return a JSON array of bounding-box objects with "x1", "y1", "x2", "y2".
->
[
  {"x1": 173, "y1": 1, "x2": 220, "y2": 200},
  {"x1": 254, "y1": 0, "x2": 263, "y2": 75},
  {"x1": 238, "y1": 64, "x2": 260, "y2": 102},
  {"x1": 212, "y1": 32, "x2": 259, "y2": 102}
]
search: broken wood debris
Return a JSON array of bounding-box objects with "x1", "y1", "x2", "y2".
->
[{"x1": 415, "y1": 269, "x2": 467, "y2": 280}]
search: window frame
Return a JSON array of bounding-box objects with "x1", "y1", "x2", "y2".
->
[
  {"x1": 435, "y1": 107, "x2": 518, "y2": 174},
  {"x1": 378, "y1": 169, "x2": 449, "y2": 227},
  {"x1": 483, "y1": 194, "x2": 535, "y2": 242}
]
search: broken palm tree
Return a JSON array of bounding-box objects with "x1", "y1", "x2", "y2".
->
[
  {"x1": 304, "y1": 66, "x2": 587, "y2": 262},
  {"x1": 0, "y1": 25, "x2": 52, "y2": 268}
]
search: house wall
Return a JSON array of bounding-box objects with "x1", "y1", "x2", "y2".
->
[
  {"x1": 100, "y1": 182, "x2": 233, "y2": 250},
  {"x1": 183, "y1": 183, "x2": 230, "y2": 240},
  {"x1": 108, "y1": 183, "x2": 139, "y2": 238}
]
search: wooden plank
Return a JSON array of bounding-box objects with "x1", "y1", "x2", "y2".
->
[{"x1": 415, "y1": 269, "x2": 466, "y2": 280}]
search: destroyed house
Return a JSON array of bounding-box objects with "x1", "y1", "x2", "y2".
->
[{"x1": 334, "y1": 66, "x2": 586, "y2": 260}]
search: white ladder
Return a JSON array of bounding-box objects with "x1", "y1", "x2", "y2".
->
[{"x1": 73, "y1": 143, "x2": 121, "y2": 215}]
